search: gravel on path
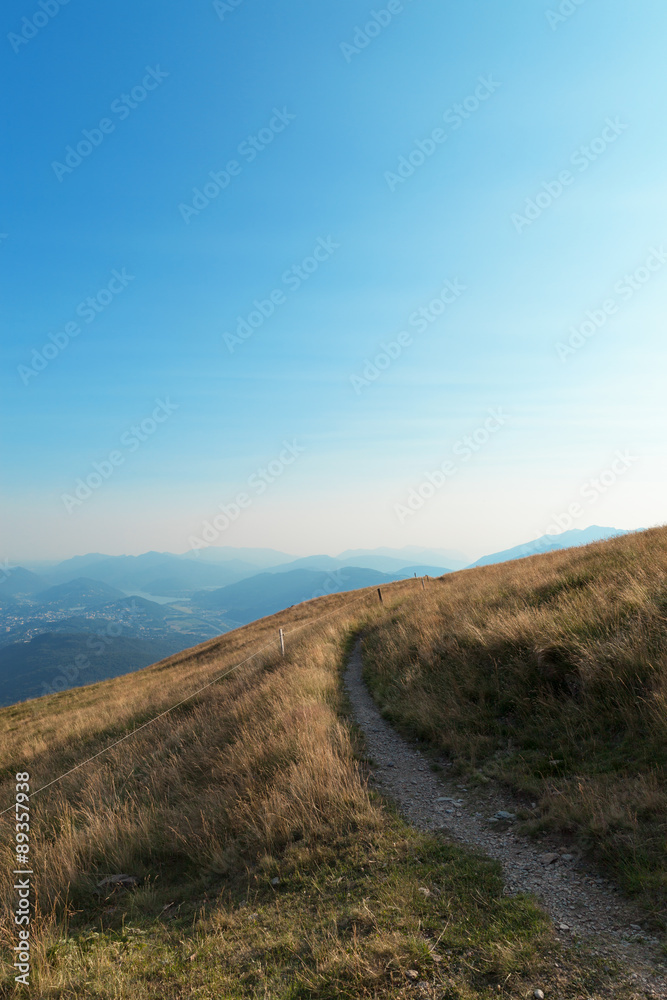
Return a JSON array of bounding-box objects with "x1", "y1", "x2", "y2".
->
[{"x1": 344, "y1": 639, "x2": 666, "y2": 997}]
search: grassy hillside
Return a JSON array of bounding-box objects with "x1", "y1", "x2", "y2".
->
[
  {"x1": 0, "y1": 576, "x2": 640, "y2": 998},
  {"x1": 362, "y1": 526, "x2": 667, "y2": 925}
]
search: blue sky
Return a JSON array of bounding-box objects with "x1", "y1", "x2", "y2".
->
[{"x1": 1, "y1": 0, "x2": 665, "y2": 562}]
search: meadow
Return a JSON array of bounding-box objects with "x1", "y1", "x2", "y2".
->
[{"x1": 0, "y1": 536, "x2": 662, "y2": 997}]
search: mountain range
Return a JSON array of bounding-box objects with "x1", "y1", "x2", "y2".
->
[
  {"x1": 0, "y1": 526, "x2": 634, "y2": 706},
  {"x1": 469, "y1": 525, "x2": 633, "y2": 568},
  {"x1": 192, "y1": 566, "x2": 414, "y2": 624}
]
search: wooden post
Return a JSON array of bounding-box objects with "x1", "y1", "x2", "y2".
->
[
  {"x1": 421, "y1": 577, "x2": 425, "y2": 590},
  {"x1": 279, "y1": 628, "x2": 285, "y2": 656},
  {"x1": 377, "y1": 588, "x2": 383, "y2": 605}
]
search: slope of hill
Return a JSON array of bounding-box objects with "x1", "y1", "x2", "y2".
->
[
  {"x1": 0, "y1": 577, "x2": 633, "y2": 999},
  {"x1": 0, "y1": 566, "x2": 48, "y2": 598},
  {"x1": 362, "y1": 525, "x2": 667, "y2": 924},
  {"x1": 192, "y1": 566, "x2": 394, "y2": 622},
  {"x1": 0, "y1": 593, "x2": 221, "y2": 704},
  {"x1": 396, "y1": 563, "x2": 452, "y2": 577},
  {"x1": 470, "y1": 525, "x2": 631, "y2": 567},
  {"x1": 0, "y1": 631, "x2": 192, "y2": 706},
  {"x1": 35, "y1": 576, "x2": 126, "y2": 609},
  {"x1": 42, "y1": 552, "x2": 111, "y2": 581},
  {"x1": 95, "y1": 594, "x2": 173, "y2": 621}
]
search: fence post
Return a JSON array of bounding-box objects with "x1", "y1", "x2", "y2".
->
[
  {"x1": 377, "y1": 588, "x2": 383, "y2": 605},
  {"x1": 279, "y1": 628, "x2": 285, "y2": 656},
  {"x1": 421, "y1": 577, "x2": 425, "y2": 590}
]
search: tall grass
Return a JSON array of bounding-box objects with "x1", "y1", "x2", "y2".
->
[
  {"x1": 0, "y1": 589, "x2": 389, "y2": 930},
  {"x1": 362, "y1": 526, "x2": 667, "y2": 924},
  {"x1": 0, "y1": 562, "x2": 654, "y2": 996},
  {"x1": 1, "y1": 579, "x2": 556, "y2": 999}
]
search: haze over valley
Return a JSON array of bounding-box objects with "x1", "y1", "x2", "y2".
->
[{"x1": 0, "y1": 526, "x2": 633, "y2": 706}]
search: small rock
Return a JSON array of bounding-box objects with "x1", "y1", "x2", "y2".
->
[
  {"x1": 558, "y1": 922, "x2": 570, "y2": 932},
  {"x1": 270, "y1": 877, "x2": 280, "y2": 886},
  {"x1": 540, "y1": 853, "x2": 560, "y2": 865},
  {"x1": 406, "y1": 969, "x2": 419, "y2": 980},
  {"x1": 385, "y1": 761, "x2": 395, "y2": 767},
  {"x1": 495, "y1": 811, "x2": 516, "y2": 821},
  {"x1": 488, "y1": 817, "x2": 499, "y2": 823},
  {"x1": 417, "y1": 887, "x2": 431, "y2": 896},
  {"x1": 534, "y1": 991, "x2": 545, "y2": 1000},
  {"x1": 561, "y1": 853, "x2": 574, "y2": 861}
]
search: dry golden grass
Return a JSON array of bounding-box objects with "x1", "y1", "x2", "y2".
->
[
  {"x1": 0, "y1": 561, "x2": 654, "y2": 997},
  {"x1": 0, "y1": 586, "x2": 396, "y2": 916},
  {"x1": 362, "y1": 526, "x2": 667, "y2": 924}
]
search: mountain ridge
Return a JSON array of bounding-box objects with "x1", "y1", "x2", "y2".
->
[{"x1": 469, "y1": 525, "x2": 633, "y2": 568}]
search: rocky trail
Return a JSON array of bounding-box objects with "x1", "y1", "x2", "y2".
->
[{"x1": 344, "y1": 640, "x2": 666, "y2": 998}]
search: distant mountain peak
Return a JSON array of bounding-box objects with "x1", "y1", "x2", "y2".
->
[{"x1": 470, "y1": 526, "x2": 632, "y2": 569}]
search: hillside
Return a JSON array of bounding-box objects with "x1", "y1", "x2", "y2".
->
[
  {"x1": 35, "y1": 577, "x2": 126, "y2": 608},
  {"x1": 0, "y1": 631, "x2": 192, "y2": 706},
  {"x1": 192, "y1": 566, "x2": 394, "y2": 621},
  {"x1": 362, "y1": 526, "x2": 667, "y2": 924},
  {"x1": 0, "y1": 533, "x2": 664, "y2": 997},
  {"x1": 0, "y1": 566, "x2": 47, "y2": 598},
  {"x1": 470, "y1": 525, "x2": 631, "y2": 567}
]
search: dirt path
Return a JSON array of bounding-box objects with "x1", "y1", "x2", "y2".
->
[{"x1": 344, "y1": 639, "x2": 666, "y2": 997}]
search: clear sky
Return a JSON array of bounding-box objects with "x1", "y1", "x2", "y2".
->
[{"x1": 1, "y1": 0, "x2": 665, "y2": 564}]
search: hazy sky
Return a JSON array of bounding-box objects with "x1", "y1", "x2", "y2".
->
[{"x1": 1, "y1": 0, "x2": 665, "y2": 563}]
